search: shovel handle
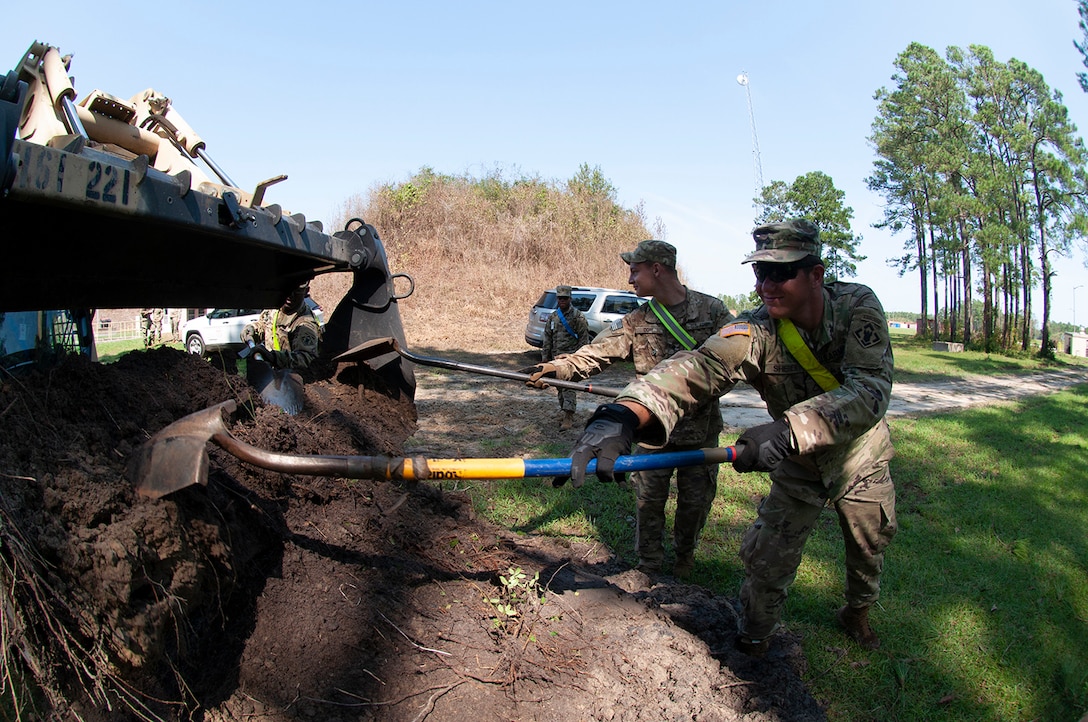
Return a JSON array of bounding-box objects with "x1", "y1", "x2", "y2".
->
[
  {"x1": 335, "y1": 338, "x2": 624, "y2": 397},
  {"x1": 422, "y1": 447, "x2": 738, "y2": 480},
  {"x1": 396, "y1": 346, "x2": 624, "y2": 397},
  {"x1": 213, "y1": 427, "x2": 735, "y2": 482}
]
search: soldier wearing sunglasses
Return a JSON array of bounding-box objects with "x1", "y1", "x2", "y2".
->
[{"x1": 564, "y1": 219, "x2": 897, "y2": 657}]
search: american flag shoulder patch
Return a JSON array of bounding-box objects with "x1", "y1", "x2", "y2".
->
[{"x1": 718, "y1": 322, "x2": 751, "y2": 338}]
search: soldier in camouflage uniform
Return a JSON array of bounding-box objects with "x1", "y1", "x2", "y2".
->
[
  {"x1": 563, "y1": 220, "x2": 896, "y2": 655},
  {"x1": 150, "y1": 308, "x2": 164, "y2": 345},
  {"x1": 139, "y1": 308, "x2": 154, "y2": 348},
  {"x1": 523, "y1": 240, "x2": 734, "y2": 579},
  {"x1": 242, "y1": 282, "x2": 321, "y2": 370},
  {"x1": 542, "y1": 285, "x2": 591, "y2": 430}
]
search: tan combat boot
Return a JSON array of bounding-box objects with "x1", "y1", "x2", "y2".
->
[
  {"x1": 560, "y1": 410, "x2": 575, "y2": 430},
  {"x1": 673, "y1": 553, "x2": 694, "y2": 580},
  {"x1": 837, "y1": 604, "x2": 880, "y2": 650}
]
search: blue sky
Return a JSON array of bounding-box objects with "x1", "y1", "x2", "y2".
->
[{"x1": 6, "y1": 1, "x2": 1088, "y2": 323}]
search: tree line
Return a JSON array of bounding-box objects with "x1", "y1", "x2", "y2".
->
[
  {"x1": 756, "y1": 30, "x2": 1088, "y2": 358},
  {"x1": 868, "y1": 41, "x2": 1087, "y2": 356}
]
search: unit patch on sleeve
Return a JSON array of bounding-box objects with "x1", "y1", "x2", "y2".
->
[
  {"x1": 853, "y1": 319, "x2": 883, "y2": 348},
  {"x1": 718, "y1": 322, "x2": 751, "y2": 339}
]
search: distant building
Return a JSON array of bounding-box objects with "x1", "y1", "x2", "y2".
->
[{"x1": 1060, "y1": 331, "x2": 1088, "y2": 357}]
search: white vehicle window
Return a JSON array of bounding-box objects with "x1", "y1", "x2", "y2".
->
[
  {"x1": 602, "y1": 296, "x2": 641, "y2": 315},
  {"x1": 571, "y1": 295, "x2": 595, "y2": 312}
]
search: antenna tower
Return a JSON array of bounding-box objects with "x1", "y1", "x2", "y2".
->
[{"x1": 736, "y1": 71, "x2": 764, "y2": 196}]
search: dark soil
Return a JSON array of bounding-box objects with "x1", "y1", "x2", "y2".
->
[{"x1": 0, "y1": 348, "x2": 824, "y2": 721}]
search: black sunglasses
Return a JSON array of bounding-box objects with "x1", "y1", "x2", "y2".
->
[{"x1": 752, "y1": 261, "x2": 816, "y2": 284}]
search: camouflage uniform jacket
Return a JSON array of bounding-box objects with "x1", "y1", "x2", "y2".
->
[
  {"x1": 542, "y1": 305, "x2": 590, "y2": 362},
  {"x1": 252, "y1": 305, "x2": 321, "y2": 369},
  {"x1": 621, "y1": 282, "x2": 894, "y2": 497},
  {"x1": 550, "y1": 288, "x2": 733, "y2": 445}
]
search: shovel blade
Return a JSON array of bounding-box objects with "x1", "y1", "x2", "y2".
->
[
  {"x1": 260, "y1": 369, "x2": 305, "y2": 415},
  {"x1": 132, "y1": 432, "x2": 211, "y2": 500},
  {"x1": 131, "y1": 400, "x2": 236, "y2": 500},
  {"x1": 247, "y1": 358, "x2": 306, "y2": 415}
]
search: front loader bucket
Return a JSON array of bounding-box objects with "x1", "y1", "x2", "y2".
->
[{"x1": 320, "y1": 219, "x2": 416, "y2": 400}]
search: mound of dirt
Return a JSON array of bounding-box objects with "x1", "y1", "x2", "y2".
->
[{"x1": 0, "y1": 348, "x2": 824, "y2": 721}]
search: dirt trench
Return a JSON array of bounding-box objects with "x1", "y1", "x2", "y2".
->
[{"x1": 0, "y1": 348, "x2": 823, "y2": 721}]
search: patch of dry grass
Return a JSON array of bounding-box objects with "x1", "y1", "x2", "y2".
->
[{"x1": 311, "y1": 165, "x2": 673, "y2": 352}]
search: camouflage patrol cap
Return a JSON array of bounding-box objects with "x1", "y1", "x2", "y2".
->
[
  {"x1": 620, "y1": 240, "x2": 677, "y2": 268},
  {"x1": 555, "y1": 285, "x2": 573, "y2": 297},
  {"x1": 742, "y1": 219, "x2": 822, "y2": 264}
]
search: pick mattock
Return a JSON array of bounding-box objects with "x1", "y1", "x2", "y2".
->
[
  {"x1": 130, "y1": 400, "x2": 736, "y2": 500},
  {"x1": 335, "y1": 337, "x2": 624, "y2": 397}
]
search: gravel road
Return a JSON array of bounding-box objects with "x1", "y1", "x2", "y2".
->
[{"x1": 716, "y1": 366, "x2": 1088, "y2": 430}]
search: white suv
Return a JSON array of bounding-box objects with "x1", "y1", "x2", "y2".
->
[
  {"x1": 524, "y1": 287, "x2": 646, "y2": 348},
  {"x1": 182, "y1": 308, "x2": 263, "y2": 356},
  {"x1": 182, "y1": 298, "x2": 326, "y2": 357}
]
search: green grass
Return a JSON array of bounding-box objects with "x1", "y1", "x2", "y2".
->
[
  {"x1": 891, "y1": 336, "x2": 1088, "y2": 382},
  {"x1": 792, "y1": 389, "x2": 1088, "y2": 721},
  {"x1": 462, "y1": 380, "x2": 1088, "y2": 722},
  {"x1": 94, "y1": 339, "x2": 183, "y2": 363}
]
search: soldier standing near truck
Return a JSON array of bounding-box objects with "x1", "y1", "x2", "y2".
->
[
  {"x1": 150, "y1": 308, "x2": 164, "y2": 345},
  {"x1": 139, "y1": 308, "x2": 154, "y2": 347},
  {"x1": 169, "y1": 308, "x2": 182, "y2": 343},
  {"x1": 523, "y1": 240, "x2": 733, "y2": 579},
  {"x1": 541, "y1": 285, "x2": 590, "y2": 430}
]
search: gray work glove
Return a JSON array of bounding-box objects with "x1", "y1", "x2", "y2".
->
[
  {"x1": 519, "y1": 362, "x2": 558, "y2": 389},
  {"x1": 554, "y1": 403, "x2": 638, "y2": 488},
  {"x1": 732, "y1": 418, "x2": 796, "y2": 473}
]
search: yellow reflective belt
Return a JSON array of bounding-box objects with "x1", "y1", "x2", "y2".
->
[
  {"x1": 776, "y1": 318, "x2": 840, "y2": 392},
  {"x1": 648, "y1": 299, "x2": 696, "y2": 350},
  {"x1": 271, "y1": 310, "x2": 281, "y2": 351}
]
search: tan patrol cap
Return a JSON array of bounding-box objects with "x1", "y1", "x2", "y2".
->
[
  {"x1": 620, "y1": 239, "x2": 677, "y2": 268},
  {"x1": 555, "y1": 285, "x2": 573, "y2": 297},
  {"x1": 742, "y1": 219, "x2": 822, "y2": 264}
]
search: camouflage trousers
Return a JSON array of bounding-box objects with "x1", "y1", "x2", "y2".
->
[
  {"x1": 557, "y1": 387, "x2": 578, "y2": 412},
  {"x1": 738, "y1": 456, "x2": 897, "y2": 640},
  {"x1": 633, "y1": 435, "x2": 719, "y2": 570}
]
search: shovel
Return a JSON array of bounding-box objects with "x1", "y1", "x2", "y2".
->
[
  {"x1": 240, "y1": 341, "x2": 306, "y2": 415},
  {"x1": 131, "y1": 400, "x2": 737, "y2": 500},
  {"x1": 336, "y1": 337, "x2": 624, "y2": 397}
]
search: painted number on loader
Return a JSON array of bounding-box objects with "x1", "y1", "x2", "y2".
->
[
  {"x1": 84, "y1": 161, "x2": 129, "y2": 205},
  {"x1": 21, "y1": 146, "x2": 132, "y2": 209}
]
